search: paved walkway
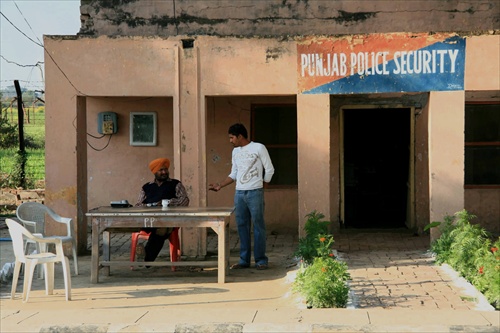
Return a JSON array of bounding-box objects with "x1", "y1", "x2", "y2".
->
[
  {"x1": 0, "y1": 225, "x2": 498, "y2": 332},
  {"x1": 334, "y1": 230, "x2": 490, "y2": 311}
]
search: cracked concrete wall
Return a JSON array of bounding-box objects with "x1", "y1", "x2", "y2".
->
[{"x1": 78, "y1": 0, "x2": 499, "y2": 37}]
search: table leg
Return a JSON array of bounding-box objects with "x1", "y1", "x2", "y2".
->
[
  {"x1": 91, "y1": 217, "x2": 99, "y2": 283},
  {"x1": 225, "y1": 218, "x2": 230, "y2": 273},
  {"x1": 103, "y1": 231, "x2": 111, "y2": 276},
  {"x1": 217, "y1": 220, "x2": 226, "y2": 284}
]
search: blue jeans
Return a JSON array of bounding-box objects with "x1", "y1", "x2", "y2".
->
[{"x1": 234, "y1": 188, "x2": 267, "y2": 266}]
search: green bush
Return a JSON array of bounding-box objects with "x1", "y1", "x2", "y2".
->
[
  {"x1": 474, "y1": 238, "x2": 500, "y2": 308},
  {"x1": 294, "y1": 210, "x2": 331, "y2": 265},
  {"x1": 447, "y1": 210, "x2": 490, "y2": 279},
  {"x1": 293, "y1": 211, "x2": 350, "y2": 308},
  {"x1": 294, "y1": 256, "x2": 350, "y2": 308},
  {"x1": 427, "y1": 209, "x2": 500, "y2": 310},
  {"x1": 425, "y1": 215, "x2": 455, "y2": 264}
]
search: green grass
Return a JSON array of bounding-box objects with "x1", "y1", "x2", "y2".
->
[
  {"x1": 1, "y1": 107, "x2": 45, "y2": 187},
  {"x1": 4, "y1": 107, "x2": 45, "y2": 144},
  {"x1": 0, "y1": 149, "x2": 45, "y2": 181}
]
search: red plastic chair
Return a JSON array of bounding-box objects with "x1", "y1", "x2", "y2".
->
[{"x1": 130, "y1": 228, "x2": 181, "y2": 271}]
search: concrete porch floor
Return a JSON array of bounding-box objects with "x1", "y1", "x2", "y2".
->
[{"x1": 0, "y1": 224, "x2": 498, "y2": 333}]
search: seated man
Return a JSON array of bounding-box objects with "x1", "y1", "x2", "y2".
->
[{"x1": 135, "y1": 158, "x2": 189, "y2": 262}]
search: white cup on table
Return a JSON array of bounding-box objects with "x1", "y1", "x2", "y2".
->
[{"x1": 162, "y1": 199, "x2": 171, "y2": 207}]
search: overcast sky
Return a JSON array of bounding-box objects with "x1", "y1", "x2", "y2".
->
[{"x1": 0, "y1": 0, "x2": 81, "y2": 91}]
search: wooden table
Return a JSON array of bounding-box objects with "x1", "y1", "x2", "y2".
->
[{"x1": 86, "y1": 206, "x2": 234, "y2": 284}]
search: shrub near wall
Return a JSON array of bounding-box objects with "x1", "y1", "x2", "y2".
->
[
  {"x1": 426, "y1": 209, "x2": 500, "y2": 310},
  {"x1": 293, "y1": 211, "x2": 350, "y2": 308}
]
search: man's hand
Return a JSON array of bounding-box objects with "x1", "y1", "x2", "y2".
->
[{"x1": 208, "y1": 183, "x2": 221, "y2": 192}]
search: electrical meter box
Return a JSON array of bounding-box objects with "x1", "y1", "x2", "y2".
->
[{"x1": 97, "y1": 112, "x2": 117, "y2": 134}]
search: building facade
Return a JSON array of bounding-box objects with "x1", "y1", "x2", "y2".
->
[{"x1": 44, "y1": 1, "x2": 499, "y2": 257}]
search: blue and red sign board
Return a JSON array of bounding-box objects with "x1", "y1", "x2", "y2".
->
[{"x1": 297, "y1": 33, "x2": 465, "y2": 94}]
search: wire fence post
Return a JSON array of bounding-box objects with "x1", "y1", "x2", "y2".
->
[{"x1": 14, "y1": 80, "x2": 26, "y2": 188}]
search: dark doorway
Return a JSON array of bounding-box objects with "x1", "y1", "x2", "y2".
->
[{"x1": 343, "y1": 108, "x2": 410, "y2": 228}]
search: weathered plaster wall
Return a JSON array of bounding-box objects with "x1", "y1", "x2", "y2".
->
[
  {"x1": 44, "y1": 51, "x2": 80, "y2": 242},
  {"x1": 79, "y1": 0, "x2": 499, "y2": 37},
  {"x1": 197, "y1": 37, "x2": 296, "y2": 95},
  {"x1": 44, "y1": 36, "x2": 180, "y2": 96},
  {"x1": 43, "y1": 37, "x2": 182, "y2": 206},
  {"x1": 465, "y1": 35, "x2": 500, "y2": 91},
  {"x1": 463, "y1": 36, "x2": 500, "y2": 233},
  {"x1": 428, "y1": 90, "x2": 465, "y2": 242},
  {"x1": 44, "y1": 32, "x2": 500, "y2": 256},
  {"x1": 297, "y1": 94, "x2": 331, "y2": 237},
  {"x1": 44, "y1": 36, "x2": 181, "y2": 252},
  {"x1": 206, "y1": 96, "x2": 299, "y2": 234},
  {"x1": 85, "y1": 97, "x2": 174, "y2": 208},
  {"x1": 465, "y1": 190, "x2": 500, "y2": 234}
]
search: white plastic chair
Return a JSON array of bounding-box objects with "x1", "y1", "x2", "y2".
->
[
  {"x1": 16, "y1": 202, "x2": 79, "y2": 276},
  {"x1": 6, "y1": 219, "x2": 72, "y2": 302}
]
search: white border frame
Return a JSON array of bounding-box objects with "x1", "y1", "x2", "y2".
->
[{"x1": 129, "y1": 112, "x2": 157, "y2": 146}]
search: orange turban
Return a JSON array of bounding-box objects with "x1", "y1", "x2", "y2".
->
[{"x1": 149, "y1": 158, "x2": 170, "y2": 174}]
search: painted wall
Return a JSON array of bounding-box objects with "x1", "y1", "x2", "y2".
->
[
  {"x1": 465, "y1": 35, "x2": 500, "y2": 91},
  {"x1": 205, "y1": 96, "x2": 299, "y2": 234},
  {"x1": 463, "y1": 35, "x2": 500, "y2": 234},
  {"x1": 43, "y1": 37, "x2": 182, "y2": 249},
  {"x1": 198, "y1": 37, "x2": 297, "y2": 95},
  {"x1": 428, "y1": 90, "x2": 465, "y2": 241},
  {"x1": 85, "y1": 97, "x2": 174, "y2": 208},
  {"x1": 44, "y1": 36, "x2": 303, "y2": 254},
  {"x1": 297, "y1": 94, "x2": 331, "y2": 237},
  {"x1": 43, "y1": 33, "x2": 500, "y2": 256}
]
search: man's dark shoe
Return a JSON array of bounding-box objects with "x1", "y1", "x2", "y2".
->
[{"x1": 230, "y1": 263, "x2": 250, "y2": 269}]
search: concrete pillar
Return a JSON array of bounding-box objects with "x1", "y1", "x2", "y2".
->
[
  {"x1": 44, "y1": 56, "x2": 80, "y2": 253},
  {"x1": 175, "y1": 42, "x2": 207, "y2": 258},
  {"x1": 428, "y1": 91, "x2": 465, "y2": 242},
  {"x1": 297, "y1": 94, "x2": 331, "y2": 237}
]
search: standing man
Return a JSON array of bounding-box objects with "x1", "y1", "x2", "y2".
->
[
  {"x1": 135, "y1": 158, "x2": 189, "y2": 262},
  {"x1": 209, "y1": 123, "x2": 274, "y2": 270}
]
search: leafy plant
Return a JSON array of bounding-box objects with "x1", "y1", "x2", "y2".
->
[
  {"x1": 293, "y1": 211, "x2": 350, "y2": 308},
  {"x1": 425, "y1": 214, "x2": 455, "y2": 264},
  {"x1": 295, "y1": 210, "x2": 331, "y2": 264},
  {"x1": 474, "y1": 239, "x2": 500, "y2": 309},
  {"x1": 294, "y1": 256, "x2": 350, "y2": 308},
  {"x1": 427, "y1": 209, "x2": 500, "y2": 310},
  {"x1": 447, "y1": 210, "x2": 489, "y2": 278}
]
